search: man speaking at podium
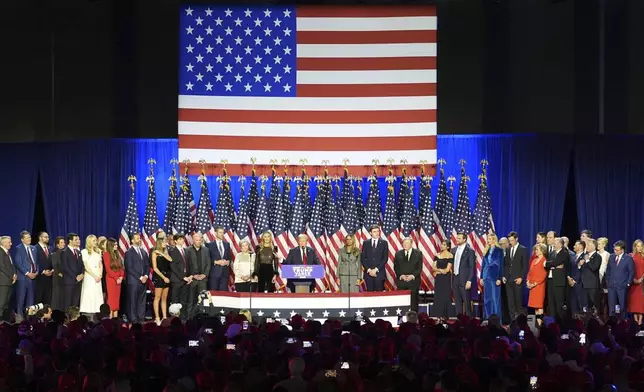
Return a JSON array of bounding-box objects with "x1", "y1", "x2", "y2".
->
[{"x1": 284, "y1": 234, "x2": 319, "y2": 293}]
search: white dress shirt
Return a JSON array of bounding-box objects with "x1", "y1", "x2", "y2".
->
[{"x1": 454, "y1": 244, "x2": 466, "y2": 275}]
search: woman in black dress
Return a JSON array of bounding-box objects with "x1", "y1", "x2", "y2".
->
[
  {"x1": 151, "y1": 234, "x2": 172, "y2": 324},
  {"x1": 431, "y1": 239, "x2": 454, "y2": 319}
]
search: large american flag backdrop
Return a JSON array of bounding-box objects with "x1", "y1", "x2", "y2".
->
[{"x1": 178, "y1": 5, "x2": 437, "y2": 172}]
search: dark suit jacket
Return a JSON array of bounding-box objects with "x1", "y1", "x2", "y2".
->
[
  {"x1": 545, "y1": 249, "x2": 568, "y2": 287},
  {"x1": 284, "y1": 246, "x2": 319, "y2": 265},
  {"x1": 186, "y1": 245, "x2": 211, "y2": 277},
  {"x1": 605, "y1": 253, "x2": 635, "y2": 290},
  {"x1": 60, "y1": 247, "x2": 84, "y2": 285},
  {"x1": 124, "y1": 247, "x2": 149, "y2": 286},
  {"x1": 35, "y1": 244, "x2": 53, "y2": 272},
  {"x1": 169, "y1": 246, "x2": 189, "y2": 284},
  {"x1": 0, "y1": 250, "x2": 15, "y2": 286},
  {"x1": 360, "y1": 239, "x2": 388, "y2": 280},
  {"x1": 504, "y1": 244, "x2": 528, "y2": 282},
  {"x1": 568, "y1": 252, "x2": 583, "y2": 283},
  {"x1": 393, "y1": 248, "x2": 422, "y2": 284},
  {"x1": 15, "y1": 243, "x2": 38, "y2": 281},
  {"x1": 580, "y1": 251, "x2": 601, "y2": 289},
  {"x1": 451, "y1": 244, "x2": 476, "y2": 286},
  {"x1": 206, "y1": 240, "x2": 233, "y2": 277}
]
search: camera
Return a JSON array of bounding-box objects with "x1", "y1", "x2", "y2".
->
[
  {"x1": 220, "y1": 316, "x2": 226, "y2": 325},
  {"x1": 26, "y1": 303, "x2": 44, "y2": 316},
  {"x1": 519, "y1": 330, "x2": 525, "y2": 340},
  {"x1": 530, "y1": 376, "x2": 538, "y2": 390},
  {"x1": 188, "y1": 340, "x2": 199, "y2": 347},
  {"x1": 243, "y1": 320, "x2": 249, "y2": 330},
  {"x1": 204, "y1": 328, "x2": 213, "y2": 335},
  {"x1": 340, "y1": 362, "x2": 350, "y2": 369},
  {"x1": 579, "y1": 333, "x2": 586, "y2": 344},
  {"x1": 303, "y1": 341, "x2": 312, "y2": 348},
  {"x1": 286, "y1": 337, "x2": 297, "y2": 344},
  {"x1": 226, "y1": 343, "x2": 236, "y2": 350},
  {"x1": 561, "y1": 334, "x2": 570, "y2": 340}
]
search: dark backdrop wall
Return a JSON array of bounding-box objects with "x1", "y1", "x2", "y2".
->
[{"x1": 1, "y1": 0, "x2": 643, "y2": 141}]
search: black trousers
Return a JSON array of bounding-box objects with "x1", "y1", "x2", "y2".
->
[
  {"x1": 584, "y1": 288, "x2": 599, "y2": 311},
  {"x1": 127, "y1": 283, "x2": 146, "y2": 324},
  {"x1": 0, "y1": 285, "x2": 12, "y2": 320},
  {"x1": 170, "y1": 282, "x2": 190, "y2": 320},
  {"x1": 35, "y1": 275, "x2": 52, "y2": 306},
  {"x1": 547, "y1": 280, "x2": 566, "y2": 321},
  {"x1": 505, "y1": 280, "x2": 524, "y2": 319},
  {"x1": 188, "y1": 279, "x2": 207, "y2": 318},
  {"x1": 257, "y1": 264, "x2": 275, "y2": 293},
  {"x1": 452, "y1": 280, "x2": 472, "y2": 316},
  {"x1": 235, "y1": 282, "x2": 257, "y2": 293},
  {"x1": 62, "y1": 284, "x2": 79, "y2": 312},
  {"x1": 364, "y1": 276, "x2": 384, "y2": 292},
  {"x1": 397, "y1": 281, "x2": 419, "y2": 311}
]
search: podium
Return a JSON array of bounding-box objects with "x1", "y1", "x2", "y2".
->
[{"x1": 281, "y1": 265, "x2": 325, "y2": 293}]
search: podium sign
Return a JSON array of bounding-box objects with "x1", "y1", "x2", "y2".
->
[{"x1": 281, "y1": 265, "x2": 325, "y2": 280}]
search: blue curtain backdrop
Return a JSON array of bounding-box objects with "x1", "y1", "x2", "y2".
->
[{"x1": 0, "y1": 144, "x2": 39, "y2": 239}]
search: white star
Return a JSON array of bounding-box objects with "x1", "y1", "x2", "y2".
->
[
  {"x1": 253, "y1": 74, "x2": 262, "y2": 83},
  {"x1": 234, "y1": 73, "x2": 243, "y2": 82},
  {"x1": 273, "y1": 37, "x2": 282, "y2": 46},
  {"x1": 274, "y1": 56, "x2": 282, "y2": 64},
  {"x1": 215, "y1": 54, "x2": 223, "y2": 63},
  {"x1": 273, "y1": 74, "x2": 282, "y2": 83},
  {"x1": 234, "y1": 36, "x2": 243, "y2": 45},
  {"x1": 283, "y1": 46, "x2": 292, "y2": 55},
  {"x1": 283, "y1": 9, "x2": 292, "y2": 18},
  {"x1": 254, "y1": 18, "x2": 262, "y2": 27},
  {"x1": 214, "y1": 73, "x2": 223, "y2": 81},
  {"x1": 254, "y1": 55, "x2": 262, "y2": 64},
  {"x1": 283, "y1": 27, "x2": 292, "y2": 36},
  {"x1": 234, "y1": 17, "x2": 242, "y2": 26},
  {"x1": 355, "y1": 309, "x2": 363, "y2": 317},
  {"x1": 224, "y1": 8, "x2": 233, "y2": 17},
  {"x1": 282, "y1": 83, "x2": 291, "y2": 92},
  {"x1": 215, "y1": 36, "x2": 223, "y2": 45},
  {"x1": 244, "y1": 64, "x2": 252, "y2": 73},
  {"x1": 205, "y1": 82, "x2": 213, "y2": 91},
  {"x1": 195, "y1": 35, "x2": 204, "y2": 44},
  {"x1": 283, "y1": 64, "x2": 292, "y2": 74},
  {"x1": 273, "y1": 310, "x2": 281, "y2": 318},
  {"x1": 244, "y1": 83, "x2": 252, "y2": 91},
  {"x1": 383, "y1": 309, "x2": 389, "y2": 316},
  {"x1": 224, "y1": 45, "x2": 233, "y2": 54},
  {"x1": 322, "y1": 310, "x2": 329, "y2": 318},
  {"x1": 244, "y1": 46, "x2": 253, "y2": 55},
  {"x1": 396, "y1": 308, "x2": 402, "y2": 315},
  {"x1": 263, "y1": 83, "x2": 272, "y2": 92},
  {"x1": 254, "y1": 37, "x2": 263, "y2": 46},
  {"x1": 185, "y1": 7, "x2": 193, "y2": 16},
  {"x1": 186, "y1": 44, "x2": 194, "y2": 53},
  {"x1": 264, "y1": 27, "x2": 272, "y2": 36},
  {"x1": 214, "y1": 17, "x2": 223, "y2": 26},
  {"x1": 205, "y1": 64, "x2": 214, "y2": 72},
  {"x1": 205, "y1": 45, "x2": 213, "y2": 54},
  {"x1": 257, "y1": 310, "x2": 264, "y2": 316},
  {"x1": 185, "y1": 63, "x2": 194, "y2": 72},
  {"x1": 195, "y1": 17, "x2": 203, "y2": 26},
  {"x1": 370, "y1": 309, "x2": 376, "y2": 317},
  {"x1": 244, "y1": 27, "x2": 252, "y2": 36},
  {"x1": 195, "y1": 54, "x2": 204, "y2": 63},
  {"x1": 185, "y1": 82, "x2": 194, "y2": 90},
  {"x1": 264, "y1": 9, "x2": 272, "y2": 17},
  {"x1": 339, "y1": 310, "x2": 346, "y2": 317},
  {"x1": 274, "y1": 18, "x2": 282, "y2": 27},
  {"x1": 224, "y1": 26, "x2": 233, "y2": 35},
  {"x1": 234, "y1": 55, "x2": 243, "y2": 63},
  {"x1": 264, "y1": 64, "x2": 272, "y2": 73},
  {"x1": 262, "y1": 47, "x2": 274, "y2": 56},
  {"x1": 224, "y1": 64, "x2": 233, "y2": 73},
  {"x1": 205, "y1": 26, "x2": 213, "y2": 35},
  {"x1": 195, "y1": 73, "x2": 204, "y2": 81},
  {"x1": 224, "y1": 83, "x2": 232, "y2": 91},
  {"x1": 185, "y1": 26, "x2": 194, "y2": 35},
  {"x1": 289, "y1": 310, "x2": 297, "y2": 318},
  {"x1": 205, "y1": 8, "x2": 213, "y2": 16},
  {"x1": 306, "y1": 310, "x2": 313, "y2": 318},
  {"x1": 244, "y1": 8, "x2": 252, "y2": 18}
]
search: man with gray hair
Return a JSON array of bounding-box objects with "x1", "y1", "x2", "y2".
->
[
  {"x1": 545, "y1": 237, "x2": 568, "y2": 321},
  {"x1": 498, "y1": 237, "x2": 509, "y2": 256},
  {"x1": 186, "y1": 232, "x2": 211, "y2": 318},
  {"x1": 394, "y1": 237, "x2": 422, "y2": 311},
  {"x1": 0, "y1": 236, "x2": 16, "y2": 319}
]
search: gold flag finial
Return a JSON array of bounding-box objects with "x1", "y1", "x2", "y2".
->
[{"x1": 127, "y1": 175, "x2": 137, "y2": 191}]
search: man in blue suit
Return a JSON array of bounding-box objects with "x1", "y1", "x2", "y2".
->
[
  {"x1": 360, "y1": 225, "x2": 389, "y2": 292},
  {"x1": 125, "y1": 233, "x2": 149, "y2": 323},
  {"x1": 60, "y1": 233, "x2": 84, "y2": 311},
  {"x1": 567, "y1": 240, "x2": 587, "y2": 314},
  {"x1": 206, "y1": 227, "x2": 232, "y2": 291},
  {"x1": 605, "y1": 240, "x2": 634, "y2": 316},
  {"x1": 14, "y1": 231, "x2": 38, "y2": 318},
  {"x1": 452, "y1": 232, "x2": 476, "y2": 316}
]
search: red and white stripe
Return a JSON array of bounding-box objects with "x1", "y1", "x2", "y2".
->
[
  {"x1": 325, "y1": 226, "x2": 346, "y2": 293},
  {"x1": 118, "y1": 228, "x2": 130, "y2": 258},
  {"x1": 383, "y1": 229, "x2": 401, "y2": 291},
  {"x1": 178, "y1": 5, "x2": 437, "y2": 174},
  {"x1": 141, "y1": 230, "x2": 157, "y2": 253},
  {"x1": 306, "y1": 227, "x2": 329, "y2": 293},
  {"x1": 273, "y1": 231, "x2": 293, "y2": 292}
]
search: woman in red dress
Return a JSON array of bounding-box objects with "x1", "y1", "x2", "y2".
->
[
  {"x1": 628, "y1": 239, "x2": 644, "y2": 324},
  {"x1": 527, "y1": 244, "x2": 548, "y2": 326},
  {"x1": 103, "y1": 238, "x2": 125, "y2": 318}
]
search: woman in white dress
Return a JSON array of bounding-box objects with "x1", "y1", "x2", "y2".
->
[{"x1": 80, "y1": 234, "x2": 104, "y2": 314}]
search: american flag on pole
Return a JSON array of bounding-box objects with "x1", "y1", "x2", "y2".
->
[
  {"x1": 324, "y1": 180, "x2": 344, "y2": 292},
  {"x1": 417, "y1": 176, "x2": 438, "y2": 291},
  {"x1": 178, "y1": 5, "x2": 438, "y2": 174},
  {"x1": 173, "y1": 182, "x2": 193, "y2": 242},
  {"x1": 163, "y1": 167, "x2": 178, "y2": 234},
  {"x1": 182, "y1": 164, "x2": 198, "y2": 229},
  {"x1": 355, "y1": 179, "x2": 367, "y2": 246},
  {"x1": 196, "y1": 174, "x2": 216, "y2": 242},
  {"x1": 142, "y1": 174, "x2": 160, "y2": 253},
  {"x1": 382, "y1": 177, "x2": 400, "y2": 290},
  {"x1": 119, "y1": 179, "x2": 140, "y2": 258},
  {"x1": 269, "y1": 175, "x2": 287, "y2": 292},
  {"x1": 234, "y1": 181, "x2": 250, "y2": 242},
  {"x1": 434, "y1": 165, "x2": 455, "y2": 246},
  {"x1": 246, "y1": 171, "x2": 260, "y2": 246},
  {"x1": 470, "y1": 163, "x2": 495, "y2": 279},
  {"x1": 213, "y1": 173, "x2": 238, "y2": 289},
  {"x1": 307, "y1": 179, "x2": 329, "y2": 292},
  {"x1": 453, "y1": 165, "x2": 473, "y2": 251}
]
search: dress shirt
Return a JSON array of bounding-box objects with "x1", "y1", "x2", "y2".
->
[
  {"x1": 510, "y1": 244, "x2": 518, "y2": 259},
  {"x1": 454, "y1": 244, "x2": 465, "y2": 275}
]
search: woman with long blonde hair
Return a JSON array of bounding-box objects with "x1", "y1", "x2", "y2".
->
[
  {"x1": 254, "y1": 231, "x2": 280, "y2": 292},
  {"x1": 337, "y1": 234, "x2": 362, "y2": 293},
  {"x1": 79, "y1": 235, "x2": 104, "y2": 314},
  {"x1": 151, "y1": 233, "x2": 172, "y2": 324},
  {"x1": 628, "y1": 239, "x2": 644, "y2": 324}
]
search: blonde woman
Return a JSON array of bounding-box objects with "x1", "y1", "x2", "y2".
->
[
  {"x1": 234, "y1": 239, "x2": 258, "y2": 292},
  {"x1": 80, "y1": 235, "x2": 104, "y2": 314},
  {"x1": 254, "y1": 231, "x2": 280, "y2": 292},
  {"x1": 151, "y1": 234, "x2": 172, "y2": 324},
  {"x1": 597, "y1": 237, "x2": 610, "y2": 316},
  {"x1": 337, "y1": 234, "x2": 362, "y2": 293},
  {"x1": 629, "y1": 239, "x2": 644, "y2": 324}
]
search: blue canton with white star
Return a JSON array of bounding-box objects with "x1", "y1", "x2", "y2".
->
[{"x1": 180, "y1": 6, "x2": 297, "y2": 96}]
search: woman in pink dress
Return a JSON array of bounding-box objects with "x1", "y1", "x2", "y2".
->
[{"x1": 628, "y1": 239, "x2": 644, "y2": 324}]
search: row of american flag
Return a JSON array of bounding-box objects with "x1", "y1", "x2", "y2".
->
[{"x1": 118, "y1": 161, "x2": 494, "y2": 292}]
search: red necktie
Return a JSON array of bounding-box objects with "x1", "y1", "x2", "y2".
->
[
  {"x1": 26, "y1": 248, "x2": 36, "y2": 273},
  {"x1": 302, "y1": 248, "x2": 307, "y2": 265},
  {"x1": 180, "y1": 248, "x2": 186, "y2": 272},
  {"x1": 73, "y1": 249, "x2": 78, "y2": 259},
  {"x1": 616, "y1": 255, "x2": 620, "y2": 266},
  {"x1": 43, "y1": 246, "x2": 49, "y2": 257}
]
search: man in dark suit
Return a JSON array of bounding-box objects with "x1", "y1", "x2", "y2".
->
[
  {"x1": 206, "y1": 226, "x2": 233, "y2": 291},
  {"x1": 60, "y1": 233, "x2": 84, "y2": 311},
  {"x1": 393, "y1": 238, "x2": 422, "y2": 311},
  {"x1": 124, "y1": 233, "x2": 150, "y2": 323},
  {"x1": 579, "y1": 238, "x2": 602, "y2": 312},
  {"x1": 50, "y1": 236, "x2": 66, "y2": 311},
  {"x1": 284, "y1": 234, "x2": 320, "y2": 293},
  {"x1": 169, "y1": 233, "x2": 191, "y2": 320},
  {"x1": 567, "y1": 240, "x2": 587, "y2": 314},
  {"x1": 503, "y1": 231, "x2": 528, "y2": 320},
  {"x1": 34, "y1": 232, "x2": 54, "y2": 306},
  {"x1": 360, "y1": 225, "x2": 388, "y2": 292},
  {"x1": 0, "y1": 236, "x2": 17, "y2": 320},
  {"x1": 546, "y1": 231, "x2": 557, "y2": 260},
  {"x1": 186, "y1": 232, "x2": 211, "y2": 318},
  {"x1": 452, "y1": 232, "x2": 475, "y2": 316},
  {"x1": 15, "y1": 231, "x2": 39, "y2": 319},
  {"x1": 605, "y1": 240, "x2": 634, "y2": 316},
  {"x1": 545, "y1": 238, "x2": 568, "y2": 321}
]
